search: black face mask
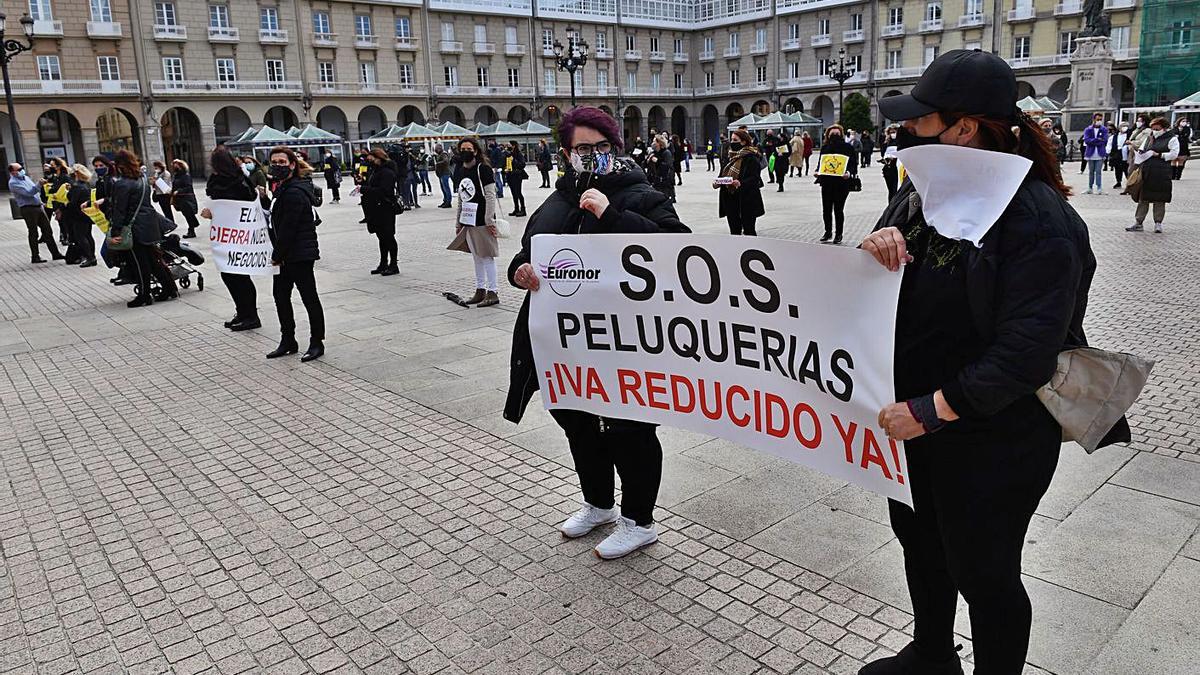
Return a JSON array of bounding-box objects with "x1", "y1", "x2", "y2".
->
[
  {"x1": 728, "y1": 142, "x2": 742, "y2": 150},
  {"x1": 894, "y1": 124, "x2": 947, "y2": 151},
  {"x1": 459, "y1": 152, "x2": 476, "y2": 164},
  {"x1": 268, "y1": 165, "x2": 291, "y2": 182}
]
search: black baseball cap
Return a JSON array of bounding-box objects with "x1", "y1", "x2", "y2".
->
[{"x1": 879, "y1": 49, "x2": 1018, "y2": 121}]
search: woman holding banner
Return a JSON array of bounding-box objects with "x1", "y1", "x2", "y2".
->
[
  {"x1": 816, "y1": 125, "x2": 858, "y2": 245},
  {"x1": 714, "y1": 128, "x2": 764, "y2": 236},
  {"x1": 859, "y1": 50, "x2": 1106, "y2": 675},
  {"x1": 504, "y1": 106, "x2": 689, "y2": 560},
  {"x1": 266, "y1": 146, "x2": 325, "y2": 363},
  {"x1": 201, "y1": 145, "x2": 263, "y2": 331}
]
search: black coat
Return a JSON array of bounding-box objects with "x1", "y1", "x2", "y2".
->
[
  {"x1": 503, "y1": 162, "x2": 690, "y2": 423},
  {"x1": 110, "y1": 176, "x2": 162, "y2": 245},
  {"x1": 361, "y1": 160, "x2": 398, "y2": 228},
  {"x1": 322, "y1": 156, "x2": 342, "y2": 183},
  {"x1": 1138, "y1": 131, "x2": 1176, "y2": 204},
  {"x1": 648, "y1": 148, "x2": 674, "y2": 188},
  {"x1": 717, "y1": 151, "x2": 765, "y2": 220},
  {"x1": 873, "y1": 179, "x2": 1127, "y2": 446},
  {"x1": 504, "y1": 149, "x2": 527, "y2": 181},
  {"x1": 205, "y1": 172, "x2": 256, "y2": 202},
  {"x1": 171, "y1": 171, "x2": 198, "y2": 214},
  {"x1": 270, "y1": 177, "x2": 319, "y2": 263},
  {"x1": 61, "y1": 180, "x2": 91, "y2": 229}
]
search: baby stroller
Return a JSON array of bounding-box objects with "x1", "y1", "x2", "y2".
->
[{"x1": 110, "y1": 234, "x2": 205, "y2": 295}]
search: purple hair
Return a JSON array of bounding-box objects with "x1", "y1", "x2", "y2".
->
[{"x1": 558, "y1": 106, "x2": 624, "y2": 153}]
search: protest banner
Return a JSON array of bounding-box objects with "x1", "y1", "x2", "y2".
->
[
  {"x1": 528, "y1": 234, "x2": 910, "y2": 505},
  {"x1": 816, "y1": 153, "x2": 850, "y2": 177},
  {"x1": 208, "y1": 199, "x2": 276, "y2": 276}
]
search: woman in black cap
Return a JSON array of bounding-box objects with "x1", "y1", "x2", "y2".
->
[{"x1": 858, "y1": 49, "x2": 1111, "y2": 675}]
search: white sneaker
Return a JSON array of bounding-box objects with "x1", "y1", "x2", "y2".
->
[
  {"x1": 1096, "y1": 190, "x2": 1105, "y2": 195},
  {"x1": 1153, "y1": 224, "x2": 1163, "y2": 234},
  {"x1": 1084, "y1": 188, "x2": 1093, "y2": 194},
  {"x1": 594, "y1": 517, "x2": 658, "y2": 560},
  {"x1": 560, "y1": 503, "x2": 619, "y2": 538}
]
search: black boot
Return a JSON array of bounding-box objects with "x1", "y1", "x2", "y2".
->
[
  {"x1": 858, "y1": 643, "x2": 963, "y2": 675},
  {"x1": 127, "y1": 296, "x2": 153, "y2": 308},
  {"x1": 224, "y1": 315, "x2": 240, "y2": 328},
  {"x1": 380, "y1": 263, "x2": 399, "y2": 276},
  {"x1": 300, "y1": 340, "x2": 324, "y2": 362},
  {"x1": 820, "y1": 232, "x2": 832, "y2": 243},
  {"x1": 266, "y1": 337, "x2": 299, "y2": 359},
  {"x1": 370, "y1": 263, "x2": 387, "y2": 274},
  {"x1": 184, "y1": 228, "x2": 196, "y2": 239},
  {"x1": 230, "y1": 316, "x2": 261, "y2": 331}
]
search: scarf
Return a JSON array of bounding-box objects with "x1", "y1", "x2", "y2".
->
[{"x1": 720, "y1": 145, "x2": 760, "y2": 192}]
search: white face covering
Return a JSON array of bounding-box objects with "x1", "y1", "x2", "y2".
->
[{"x1": 896, "y1": 144, "x2": 1032, "y2": 248}]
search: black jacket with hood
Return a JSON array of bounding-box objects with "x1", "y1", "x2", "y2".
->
[
  {"x1": 270, "y1": 176, "x2": 319, "y2": 264},
  {"x1": 503, "y1": 160, "x2": 690, "y2": 424}
]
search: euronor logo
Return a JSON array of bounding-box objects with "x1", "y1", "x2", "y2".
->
[{"x1": 539, "y1": 248, "x2": 601, "y2": 297}]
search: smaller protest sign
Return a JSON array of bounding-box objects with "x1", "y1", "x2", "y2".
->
[
  {"x1": 208, "y1": 199, "x2": 276, "y2": 276},
  {"x1": 816, "y1": 153, "x2": 850, "y2": 177}
]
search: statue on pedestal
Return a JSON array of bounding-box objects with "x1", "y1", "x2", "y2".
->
[{"x1": 1080, "y1": 0, "x2": 1111, "y2": 38}]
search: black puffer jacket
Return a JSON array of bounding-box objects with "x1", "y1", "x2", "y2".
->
[
  {"x1": 361, "y1": 160, "x2": 398, "y2": 228},
  {"x1": 874, "y1": 179, "x2": 1127, "y2": 447},
  {"x1": 503, "y1": 161, "x2": 690, "y2": 423},
  {"x1": 110, "y1": 176, "x2": 162, "y2": 245},
  {"x1": 270, "y1": 176, "x2": 319, "y2": 263}
]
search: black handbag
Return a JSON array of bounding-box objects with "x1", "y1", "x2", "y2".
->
[{"x1": 848, "y1": 176, "x2": 863, "y2": 192}]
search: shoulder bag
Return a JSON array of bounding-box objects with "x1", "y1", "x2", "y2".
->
[{"x1": 105, "y1": 179, "x2": 145, "y2": 252}]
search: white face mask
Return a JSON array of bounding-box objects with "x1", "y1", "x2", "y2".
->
[
  {"x1": 241, "y1": 163, "x2": 252, "y2": 175},
  {"x1": 1152, "y1": 128, "x2": 1165, "y2": 137}
]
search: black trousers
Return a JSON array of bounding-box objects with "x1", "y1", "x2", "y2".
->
[
  {"x1": 883, "y1": 165, "x2": 899, "y2": 201},
  {"x1": 180, "y1": 208, "x2": 200, "y2": 235},
  {"x1": 21, "y1": 205, "x2": 61, "y2": 259},
  {"x1": 707, "y1": 156, "x2": 715, "y2": 171},
  {"x1": 861, "y1": 151, "x2": 872, "y2": 167},
  {"x1": 550, "y1": 409, "x2": 662, "y2": 526},
  {"x1": 154, "y1": 194, "x2": 175, "y2": 223},
  {"x1": 774, "y1": 163, "x2": 787, "y2": 189},
  {"x1": 803, "y1": 155, "x2": 811, "y2": 175},
  {"x1": 727, "y1": 212, "x2": 757, "y2": 236},
  {"x1": 1109, "y1": 157, "x2": 1128, "y2": 186},
  {"x1": 221, "y1": 272, "x2": 258, "y2": 321},
  {"x1": 539, "y1": 168, "x2": 550, "y2": 188},
  {"x1": 509, "y1": 177, "x2": 525, "y2": 212},
  {"x1": 273, "y1": 260, "x2": 325, "y2": 342},
  {"x1": 131, "y1": 243, "x2": 177, "y2": 300},
  {"x1": 70, "y1": 220, "x2": 96, "y2": 262},
  {"x1": 375, "y1": 230, "x2": 397, "y2": 266},
  {"x1": 821, "y1": 182, "x2": 850, "y2": 237},
  {"x1": 327, "y1": 180, "x2": 340, "y2": 202},
  {"x1": 890, "y1": 409, "x2": 1059, "y2": 675}
]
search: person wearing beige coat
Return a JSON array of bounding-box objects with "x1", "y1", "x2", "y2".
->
[
  {"x1": 447, "y1": 137, "x2": 501, "y2": 306},
  {"x1": 789, "y1": 131, "x2": 805, "y2": 177}
]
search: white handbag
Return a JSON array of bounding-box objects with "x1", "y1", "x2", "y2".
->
[
  {"x1": 494, "y1": 217, "x2": 512, "y2": 239},
  {"x1": 1036, "y1": 347, "x2": 1154, "y2": 454}
]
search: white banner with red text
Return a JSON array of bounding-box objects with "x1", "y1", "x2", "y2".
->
[
  {"x1": 208, "y1": 199, "x2": 276, "y2": 276},
  {"x1": 529, "y1": 233, "x2": 910, "y2": 505}
]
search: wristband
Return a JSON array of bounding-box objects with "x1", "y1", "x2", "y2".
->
[{"x1": 906, "y1": 394, "x2": 946, "y2": 434}]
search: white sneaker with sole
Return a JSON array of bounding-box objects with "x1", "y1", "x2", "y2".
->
[
  {"x1": 560, "y1": 503, "x2": 619, "y2": 538},
  {"x1": 594, "y1": 517, "x2": 658, "y2": 560},
  {"x1": 1154, "y1": 223, "x2": 1163, "y2": 233}
]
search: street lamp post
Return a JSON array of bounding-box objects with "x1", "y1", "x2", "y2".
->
[
  {"x1": 552, "y1": 32, "x2": 589, "y2": 109},
  {"x1": 0, "y1": 13, "x2": 35, "y2": 167},
  {"x1": 825, "y1": 47, "x2": 856, "y2": 125}
]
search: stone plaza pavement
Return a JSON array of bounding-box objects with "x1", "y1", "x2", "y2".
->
[{"x1": 0, "y1": 159, "x2": 1197, "y2": 675}]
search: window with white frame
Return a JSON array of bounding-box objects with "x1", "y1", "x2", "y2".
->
[
  {"x1": 965, "y1": 0, "x2": 982, "y2": 15},
  {"x1": 674, "y1": 38, "x2": 683, "y2": 53},
  {"x1": 596, "y1": 68, "x2": 607, "y2": 89},
  {"x1": 542, "y1": 28, "x2": 554, "y2": 50},
  {"x1": 728, "y1": 32, "x2": 738, "y2": 49},
  {"x1": 650, "y1": 36, "x2": 659, "y2": 52},
  {"x1": 395, "y1": 17, "x2": 411, "y2": 38},
  {"x1": 317, "y1": 61, "x2": 335, "y2": 84},
  {"x1": 360, "y1": 61, "x2": 376, "y2": 85},
  {"x1": 29, "y1": 0, "x2": 53, "y2": 21},
  {"x1": 215, "y1": 58, "x2": 236, "y2": 86},
  {"x1": 923, "y1": 45, "x2": 939, "y2": 64},
  {"x1": 787, "y1": 61, "x2": 800, "y2": 79},
  {"x1": 505, "y1": 26, "x2": 517, "y2": 44},
  {"x1": 1013, "y1": 35, "x2": 1030, "y2": 60},
  {"x1": 573, "y1": 69, "x2": 582, "y2": 89},
  {"x1": 1058, "y1": 31, "x2": 1077, "y2": 56},
  {"x1": 755, "y1": 65, "x2": 767, "y2": 84},
  {"x1": 507, "y1": 67, "x2": 520, "y2": 87},
  {"x1": 964, "y1": 40, "x2": 982, "y2": 51},
  {"x1": 155, "y1": 2, "x2": 176, "y2": 26},
  {"x1": 788, "y1": 23, "x2": 800, "y2": 40},
  {"x1": 566, "y1": 28, "x2": 578, "y2": 45},
  {"x1": 818, "y1": 18, "x2": 829, "y2": 35},
  {"x1": 886, "y1": 49, "x2": 901, "y2": 69},
  {"x1": 650, "y1": 71, "x2": 660, "y2": 90},
  {"x1": 626, "y1": 71, "x2": 636, "y2": 90},
  {"x1": 626, "y1": 34, "x2": 635, "y2": 50},
  {"x1": 729, "y1": 68, "x2": 739, "y2": 85},
  {"x1": 703, "y1": 36, "x2": 713, "y2": 52},
  {"x1": 851, "y1": 13, "x2": 862, "y2": 31},
  {"x1": 704, "y1": 71, "x2": 714, "y2": 88},
  {"x1": 1109, "y1": 26, "x2": 1129, "y2": 51},
  {"x1": 817, "y1": 57, "x2": 829, "y2": 76},
  {"x1": 399, "y1": 63, "x2": 414, "y2": 85},
  {"x1": 1169, "y1": 20, "x2": 1193, "y2": 48},
  {"x1": 162, "y1": 56, "x2": 183, "y2": 81},
  {"x1": 209, "y1": 5, "x2": 230, "y2": 28},
  {"x1": 35, "y1": 55, "x2": 59, "y2": 81},
  {"x1": 755, "y1": 28, "x2": 766, "y2": 48},
  {"x1": 313, "y1": 12, "x2": 330, "y2": 35},
  {"x1": 475, "y1": 25, "x2": 487, "y2": 43},
  {"x1": 925, "y1": 2, "x2": 942, "y2": 21},
  {"x1": 97, "y1": 56, "x2": 119, "y2": 80},
  {"x1": 444, "y1": 65, "x2": 459, "y2": 87},
  {"x1": 477, "y1": 66, "x2": 489, "y2": 87},
  {"x1": 265, "y1": 59, "x2": 284, "y2": 83},
  {"x1": 260, "y1": 8, "x2": 278, "y2": 31},
  {"x1": 442, "y1": 22, "x2": 455, "y2": 41},
  {"x1": 544, "y1": 68, "x2": 556, "y2": 90},
  {"x1": 850, "y1": 54, "x2": 862, "y2": 71},
  {"x1": 91, "y1": 0, "x2": 112, "y2": 23},
  {"x1": 595, "y1": 30, "x2": 606, "y2": 49},
  {"x1": 355, "y1": 15, "x2": 372, "y2": 37},
  {"x1": 674, "y1": 72, "x2": 683, "y2": 89},
  {"x1": 888, "y1": 7, "x2": 903, "y2": 26}
]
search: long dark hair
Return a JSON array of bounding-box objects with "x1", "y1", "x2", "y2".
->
[
  {"x1": 458, "y1": 137, "x2": 491, "y2": 168},
  {"x1": 113, "y1": 149, "x2": 142, "y2": 178},
  {"x1": 939, "y1": 111, "x2": 1071, "y2": 198},
  {"x1": 210, "y1": 145, "x2": 242, "y2": 178}
]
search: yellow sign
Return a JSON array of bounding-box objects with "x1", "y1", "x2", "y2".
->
[
  {"x1": 898, "y1": 161, "x2": 907, "y2": 185},
  {"x1": 816, "y1": 153, "x2": 849, "y2": 177}
]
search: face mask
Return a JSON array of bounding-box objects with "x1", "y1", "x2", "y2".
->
[
  {"x1": 242, "y1": 164, "x2": 252, "y2": 175},
  {"x1": 95, "y1": 166, "x2": 108, "y2": 176},
  {"x1": 1094, "y1": 121, "x2": 1102, "y2": 127},
  {"x1": 1182, "y1": 122, "x2": 1190, "y2": 128},
  {"x1": 894, "y1": 124, "x2": 947, "y2": 150},
  {"x1": 268, "y1": 164, "x2": 291, "y2": 181},
  {"x1": 1136, "y1": 121, "x2": 1144, "y2": 128},
  {"x1": 459, "y1": 151, "x2": 476, "y2": 164},
  {"x1": 728, "y1": 141, "x2": 742, "y2": 150},
  {"x1": 1120, "y1": 127, "x2": 1128, "y2": 133},
  {"x1": 1152, "y1": 129, "x2": 1165, "y2": 137}
]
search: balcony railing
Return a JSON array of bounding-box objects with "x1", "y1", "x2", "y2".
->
[
  {"x1": 958, "y1": 13, "x2": 986, "y2": 27},
  {"x1": 723, "y1": 46, "x2": 740, "y2": 57},
  {"x1": 810, "y1": 34, "x2": 831, "y2": 47},
  {"x1": 625, "y1": 87, "x2": 694, "y2": 97},
  {"x1": 86, "y1": 21, "x2": 122, "y2": 38},
  {"x1": 440, "y1": 40, "x2": 463, "y2": 53},
  {"x1": 1103, "y1": 0, "x2": 1135, "y2": 9},
  {"x1": 782, "y1": 37, "x2": 801, "y2": 51},
  {"x1": 474, "y1": 41, "x2": 495, "y2": 54},
  {"x1": 207, "y1": 26, "x2": 239, "y2": 42},
  {"x1": 625, "y1": 49, "x2": 642, "y2": 60},
  {"x1": 750, "y1": 42, "x2": 768, "y2": 55},
  {"x1": 649, "y1": 50, "x2": 666, "y2": 61},
  {"x1": 843, "y1": 29, "x2": 864, "y2": 43},
  {"x1": 313, "y1": 82, "x2": 427, "y2": 95},
  {"x1": 1008, "y1": 6, "x2": 1036, "y2": 21},
  {"x1": 1054, "y1": 0, "x2": 1083, "y2": 15},
  {"x1": 151, "y1": 79, "x2": 302, "y2": 94},
  {"x1": 673, "y1": 52, "x2": 688, "y2": 62},
  {"x1": 1112, "y1": 47, "x2": 1139, "y2": 59},
  {"x1": 11, "y1": 79, "x2": 140, "y2": 95},
  {"x1": 698, "y1": 50, "x2": 715, "y2": 61},
  {"x1": 881, "y1": 24, "x2": 905, "y2": 38},
  {"x1": 259, "y1": 28, "x2": 288, "y2": 44},
  {"x1": 153, "y1": 24, "x2": 187, "y2": 40},
  {"x1": 542, "y1": 46, "x2": 556, "y2": 57},
  {"x1": 395, "y1": 36, "x2": 418, "y2": 50},
  {"x1": 313, "y1": 32, "x2": 337, "y2": 46},
  {"x1": 594, "y1": 47, "x2": 613, "y2": 59},
  {"x1": 577, "y1": 86, "x2": 612, "y2": 96},
  {"x1": 875, "y1": 66, "x2": 925, "y2": 80},
  {"x1": 32, "y1": 19, "x2": 63, "y2": 36},
  {"x1": 504, "y1": 43, "x2": 526, "y2": 55},
  {"x1": 355, "y1": 34, "x2": 379, "y2": 48},
  {"x1": 435, "y1": 85, "x2": 535, "y2": 97},
  {"x1": 1007, "y1": 54, "x2": 1071, "y2": 68},
  {"x1": 919, "y1": 18, "x2": 943, "y2": 32}
]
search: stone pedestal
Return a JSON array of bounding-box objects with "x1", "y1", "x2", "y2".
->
[{"x1": 1065, "y1": 36, "x2": 1114, "y2": 132}]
